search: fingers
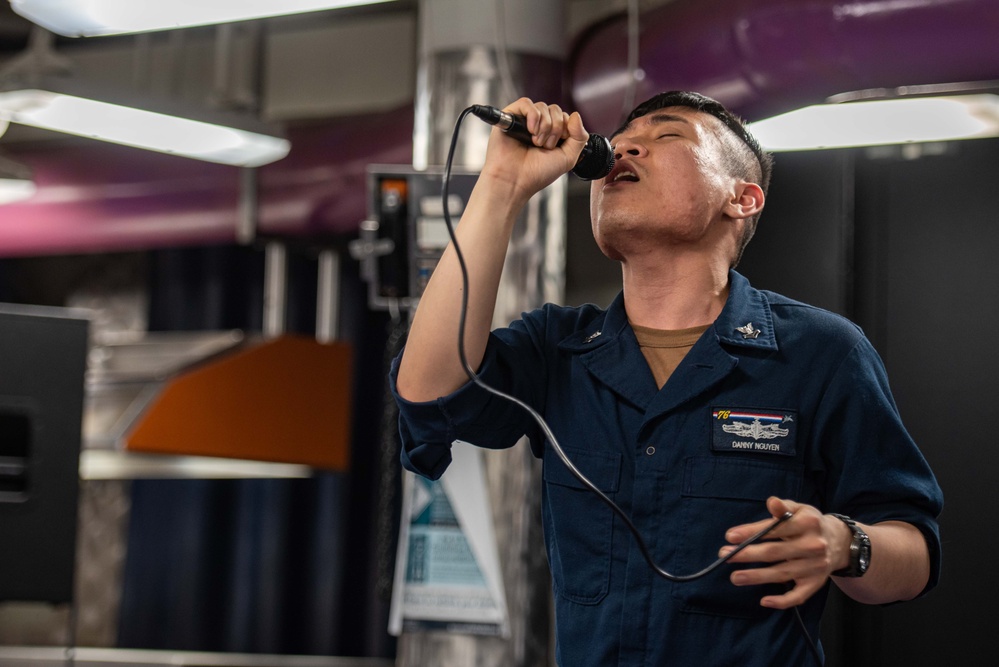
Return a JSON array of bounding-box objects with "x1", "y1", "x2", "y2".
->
[
  {"x1": 759, "y1": 580, "x2": 826, "y2": 610},
  {"x1": 525, "y1": 101, "x2": 568, "y2": 149},
  {"x1": 724, "y1": 539, "x2": 831, "y2": 609},
  {"x1": 503, "y1": 98, "x2": 582, "y2": 150},
  {"x1": 566, "y1": 111, "x2": 587, "y2": 141},
  {"x1": 767, "y1": 495, "x2": 797, "y2": 519},
  {"x1": 720, "y1": 530, "x2": 829, "y2": 565},
  {"x1": 727, "y1": 538, "x2": 831, "y2": 580},
  {"x1": 726, "y1": 560, "x2": 827, "y2": 610},
  {"x1": 483, "y1": 98, "x2": 590, "y2": 197},
  {"x1": 725, "y1": 497, "x2": 810, "y2": 544},
  {"x1": 719, "y1": 497, "x2": 839, "y2": 609}
]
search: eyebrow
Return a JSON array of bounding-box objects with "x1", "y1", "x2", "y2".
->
[{"x1": 611, "y1": 112, "x2": 692, "y2": 140}]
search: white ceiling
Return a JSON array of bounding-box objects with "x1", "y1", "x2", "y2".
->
[{"x1": 0, "y1": 0, "x2": 674, "y2": 145}]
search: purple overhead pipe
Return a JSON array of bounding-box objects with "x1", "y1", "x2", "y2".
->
[
  {"x1": 570, "y1": 0, "x2": 999, "y2": 134},
  {"x1": 0, "y1": 106, "x2": 414, "y2": 256},
  {"x1": 1, "y1": 2, "x2": 998, "y2": 255}
]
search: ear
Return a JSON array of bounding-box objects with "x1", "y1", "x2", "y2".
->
[{"x1": 724, "y1": 182, "x2": 765, "y2": 221}]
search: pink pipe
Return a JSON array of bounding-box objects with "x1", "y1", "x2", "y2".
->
[
  {"x1": 570, "y1": 0, "x2": 999, "y2": 134},
  {"x1": 0, "y1": 105, "x2": 414, "y2": 256}
]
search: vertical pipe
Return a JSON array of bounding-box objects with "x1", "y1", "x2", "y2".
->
[
  {"x1": 165, "y1": 29, "x2": 186, "y2": 99},
  {"x1": 263, "y1": 242, "x2": 287, "y2": 338},
  {"x1": 213, "y1": 24, "x2": 234, "y2": 105},
  {"x1": 398, "y1": 1, "x2": 566, "y2": 665},
  {"x1": 316, "y1": 249, "x2": 340, "y2": 343},
  {"x1": 131, "y1": 32, "x2": 152, "y2": 92},
  {"x1": 237, "y1": 167, "x2": 258, "y2": 246},
  {"x1": 413, "y1": 0, "x2": 564, "y2": 169}
]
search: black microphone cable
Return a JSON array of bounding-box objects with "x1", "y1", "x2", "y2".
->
[{"x1": 442, "y1": 105, "x2": 822, "y2": 664}]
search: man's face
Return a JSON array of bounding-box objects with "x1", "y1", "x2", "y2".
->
[{"x1": 588, "y1": 106, "x2": 741, "y2": 262}]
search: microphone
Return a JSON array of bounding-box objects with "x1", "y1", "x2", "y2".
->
[{"x1": 470, "y1": 105, "x2": 615, "y2": 181}]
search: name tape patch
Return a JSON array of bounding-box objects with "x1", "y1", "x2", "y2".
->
[{"x1": 711, "y1": 408, "x2": 797, "y2": 456}]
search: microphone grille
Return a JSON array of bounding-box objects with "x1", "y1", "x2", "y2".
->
[{"x1": 572, "y1": 134, "x2": 615, "y2": 181}]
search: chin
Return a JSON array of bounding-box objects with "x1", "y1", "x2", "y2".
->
[
  {"x1": 593, "y1": 225, "x2": 632, "y2": 263},
  {"x1": 596, "y1": 240, "x2": 625, "y2": 263}
]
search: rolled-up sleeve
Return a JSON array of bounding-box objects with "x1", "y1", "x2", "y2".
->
[
  {"x1": 389, "y1": 310, "x2": 551, "y2": 480},
  {"x1": 815, "y1": 337, "x2": 944, "y2": 597}
]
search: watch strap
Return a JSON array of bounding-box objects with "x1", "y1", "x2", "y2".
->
[{"x1": 829, "y1": 513, "x2": 871, "y2": 578}]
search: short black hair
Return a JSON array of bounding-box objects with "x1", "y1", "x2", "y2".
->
[{"x1": 616, "y1": 91, "x2": 774, "y2": 266}]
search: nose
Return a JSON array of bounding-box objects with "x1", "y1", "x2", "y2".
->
[{"x1": 612, "y1": 136, "x2": 646, "y2": 160}]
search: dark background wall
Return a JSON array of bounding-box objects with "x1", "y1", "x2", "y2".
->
[
  {"x1": 737, "y1": 138, "x2": 997, "y2": 665},
  {"x1": 566, "y1": 136, "x2": 996, "y2": 665}
]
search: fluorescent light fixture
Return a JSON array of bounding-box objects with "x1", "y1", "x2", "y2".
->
[
  {"x1": 80, "y1": 450, "x2": 313, "y2": 480},
  {"x1": 0, "y1": 89, "x2": 290, "y2": 167},
  {"x1": 10, "y1": 0, "x2": 395, "y2": 37},
  {"x1": 0, "y1": 178, "x2": 36, "y2": 204},
  {"x1": 748, "y1": 94, "x2": 999, "y2": 152},
  {"x1": 0, "y1": 148, "x2": 36, "y2": 205}
]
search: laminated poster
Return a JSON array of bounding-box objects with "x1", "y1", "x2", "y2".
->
[{"x1": 389, "y1": 442, "x2": 510, "y2": 637}]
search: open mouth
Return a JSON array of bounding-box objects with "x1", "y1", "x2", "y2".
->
[{"x1": 611, "y1": 170, "x2": 639, "y2": 183}]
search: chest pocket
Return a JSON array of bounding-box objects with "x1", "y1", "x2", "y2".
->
[
  {"x1": 671, "y1": 456, "x2": 803, "y2": 618},
  {"x1": 542, "y1": 445, "x2": 621, "y2": 605}
]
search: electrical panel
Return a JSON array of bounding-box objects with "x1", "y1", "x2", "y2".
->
[{"x1": 352, "y1": 165, "x2": 479, "y2": 312}]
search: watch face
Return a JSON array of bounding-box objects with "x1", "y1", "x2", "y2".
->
[
  {"x1": 858, "y1": 537, "x2": 872, "y2": 573},
  {"x1": 830, "y1": 514, "x2": 871, "y2": 577}
]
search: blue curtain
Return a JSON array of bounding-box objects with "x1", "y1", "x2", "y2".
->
[{"x1": 117, "y1": 245, "x2": 398, "y2": 657}]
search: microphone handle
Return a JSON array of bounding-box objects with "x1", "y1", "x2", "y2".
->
[
  {"x1": 491, "y1": 111, "x2": 535, "y2": 145},
  {"x1": 470, "y1": 105, "x2": 614, "y2": 181}
]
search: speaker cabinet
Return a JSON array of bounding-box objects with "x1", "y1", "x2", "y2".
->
[{"x1": 0, "y1": 304, "x2": 88, "y2": 603}]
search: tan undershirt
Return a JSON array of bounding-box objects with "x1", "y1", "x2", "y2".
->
[{"x1": 631, "y1": 323, "x2": 711, "y2": 389}]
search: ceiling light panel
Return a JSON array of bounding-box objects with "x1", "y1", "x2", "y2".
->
[
  {"x1": 0, "y1": 90, "x2": 290, "y2": 167},
  {"x1": 11, "y1": 0, "x2": 394, "y2": 37},
  {"x1": 749, "y1": 94, "x2": 999, "y2": 152}
]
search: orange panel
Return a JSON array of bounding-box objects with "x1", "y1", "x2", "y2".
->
[{"x1": 126, "y1": 335, "x2": 352, "y2": 471}]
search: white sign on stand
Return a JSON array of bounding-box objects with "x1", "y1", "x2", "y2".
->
[{"x1": 388, "y1": 442, "x2": 510, "y2": 637}]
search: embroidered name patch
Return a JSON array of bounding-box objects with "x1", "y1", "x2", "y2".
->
[{"x1": 711, "y1": 408, "x2": 797, "y2": 456}]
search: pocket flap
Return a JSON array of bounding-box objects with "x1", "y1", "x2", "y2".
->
[
  {"x1": 544, "y1": 446, "x2": 621, "y2": 493},
  {"x1": 681, "y1": 456, "x2": 802, "y2": 501}
]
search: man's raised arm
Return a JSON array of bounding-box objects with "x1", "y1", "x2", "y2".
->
[{"x1": 395, "y1": 99, "x2": 589, "y2": 403}]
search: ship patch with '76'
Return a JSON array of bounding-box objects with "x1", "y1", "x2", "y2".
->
[{"x1": 711, "y1": 408, "x2": 797, "y2": 456}]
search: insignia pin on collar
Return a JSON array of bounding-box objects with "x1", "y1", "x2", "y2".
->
[
  {"x1": 584, "y1": 330, "x2": 602, "y2": 343},
  {"x1": 736, "y1": 323, "x2": 761, "y2": 339}
]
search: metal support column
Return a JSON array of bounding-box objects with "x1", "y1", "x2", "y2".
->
[
  {"x1": 398, "y1": 1, "x2": 566, "y2": 665},
  {"x1": 316, "y1": 249, "x2": 341, "y2": 343}
]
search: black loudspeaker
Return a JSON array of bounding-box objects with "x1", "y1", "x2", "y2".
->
[{"x1": 0, "y1": 303, "x2": 88, "y2": 603}]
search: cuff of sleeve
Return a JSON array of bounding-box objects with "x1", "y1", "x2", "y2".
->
[
  {"x1": 389, "y1": 349, "x2": 497, "y2": 479},
  {"x1": 854, "y1": 507, "x2": 942, "y2": 601}
]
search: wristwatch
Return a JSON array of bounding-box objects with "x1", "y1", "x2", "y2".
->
[{"x1": 829, "y1": 513, "x2": 871, "y2": 577}]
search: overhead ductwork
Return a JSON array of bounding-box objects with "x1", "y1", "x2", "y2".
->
[
  {"x1": 570, "y1": 0, "x2": 999, "y2": 134},
  {"x1": 1, "y1": 1, "x2": 998, "y2": 253},
  {"x1": 0, "y1": 106, "x2": 414, "y2": 255}
]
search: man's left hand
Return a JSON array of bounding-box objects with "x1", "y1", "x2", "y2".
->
[{"x1": 719, "y1": 496, "x2": 852, "y2": 609}]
